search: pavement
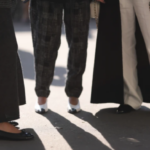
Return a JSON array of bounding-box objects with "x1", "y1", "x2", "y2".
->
[{"x1": 1, "y1": 20, "x2": 150, "y2": 150}]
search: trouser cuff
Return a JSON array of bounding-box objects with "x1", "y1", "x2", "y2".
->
[
  {"x1": 65, "y1": 88, "x2": 82, "y2": 98},
  {"x1": 35, "y1": 90, "x2": 50, "y2": 98}
]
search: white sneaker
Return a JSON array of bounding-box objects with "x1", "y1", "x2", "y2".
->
[
  {"x1": 67, "y1": 100, "x2": 81, "y2": 114},
  {"x1": 35, "y1": 101, "x2": 48, "y2": 114}
]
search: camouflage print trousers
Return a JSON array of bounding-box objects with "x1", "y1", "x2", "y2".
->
[{"x1": 30, "y1": 0, "x2": 90, "y2": 98}]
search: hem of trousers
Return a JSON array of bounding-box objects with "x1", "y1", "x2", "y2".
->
[
  {"x1": 124, "y1": 100, "x2": 142, "y2": 110},
  {"x1": 36, "y1": 90, "x2": 50, "y2": 98},
  {"x1": 65, "y1": 90, "x2": 82, "y2": 98}
]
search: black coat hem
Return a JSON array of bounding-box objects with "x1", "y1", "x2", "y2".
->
[{"x1": 0, "y1": 115, "x2": 20, "y2": 123}]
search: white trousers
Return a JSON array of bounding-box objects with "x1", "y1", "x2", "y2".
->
[{"x1": 119, "y1": 0, "x2": 150, "y2": 109}]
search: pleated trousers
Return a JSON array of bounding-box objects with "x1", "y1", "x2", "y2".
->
[{"x1": 120, "y1": 0, "x2": 150, "y2": 109}]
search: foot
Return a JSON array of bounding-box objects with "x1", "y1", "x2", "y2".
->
[
  {"x1": 116, "y1": 104, "x2": 135, "y2": 114},
  {"x1": 68, "y1": 97, "x2": 81, "y2": 114},
  {"x1": 38, "y1": 97, "x2": 47, "y2": 105},
  {"x1": 69, "y1": 97, "x2": 79, "y2": 105},
  {"x1": 0, "y1": 122, "x2": 21, "y2": 134},
  {"x1": 0, "y1": 122, "x2": 34, "y2": 140},
  {"x1": 35, "y1": 97, "x2": 48, "y2": 114}
]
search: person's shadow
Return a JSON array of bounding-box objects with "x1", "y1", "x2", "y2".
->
[
  {"x1": 73, "y1": 106, "x2": 150, "y2": 150},
  {"x1": 18, "y1": 50, "x2": 67, "y2": 86},
  {"x1": 18, "y1": 50, "x2": 35, "y2": 80},
  {"x1": 0, "y1": 129, "x2": 45, "y2": 150},
  {"x1": 42, "y1": 110, "x2": 111, "y2": 150}
]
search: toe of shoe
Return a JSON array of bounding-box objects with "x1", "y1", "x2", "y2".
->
[
  {"x1": 68, "y1": 108, "x2": 81, "y2": 114},
  {"x1": 35, "y1": 108, "x2": 48, "y2": 114}
]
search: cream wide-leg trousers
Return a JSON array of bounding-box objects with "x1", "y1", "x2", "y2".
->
[{"x1": 119, "y1": 0, "x2": 150, "y2": 109}]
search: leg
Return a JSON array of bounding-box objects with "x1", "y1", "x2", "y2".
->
[
  {"x1": 0, "y1": 8, "x2": 22, "y2": 122},
  {"x1": 0, "y1": 8, "x2": 21, "y2": 133},
  {"x1": 0, "y1": 8, "x2": 33, "y2": 140},
  {"x1": 64, "y1": 0, "x2": 90, "y2": 102},
  {"x1": 119, "y1": 0, "x2": 143, "y2": 109},
  {"x1": 30, "y1": 0, "x2": 63, "y2": 106},
  {"x1": 133, "y1": 0, "x2": 150, "y2": 60}
]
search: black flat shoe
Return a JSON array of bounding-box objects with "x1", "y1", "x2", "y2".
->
[
  {"x1": 0, "y1": 130, "x2": 34, "y2": 140},
  {"x1": 116, "y1": 104, "x2": 135, "y2": 114},
  {"x1": 8, "y1": 121, "x2": 18, "y2": 127}
]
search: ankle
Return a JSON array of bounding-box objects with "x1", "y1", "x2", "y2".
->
[
  {"x1": 0, "y1": 122, "x2": 21, "y2": 133},
  {"x1": 0, "y1": 122, "x2": 6, "y2": 129},
  {"x1": 69, "y1": 97, "x2": 79, "y2": 105},
  {"x1": 38, "y1": 97, "x2": 47, "y2": 105}
]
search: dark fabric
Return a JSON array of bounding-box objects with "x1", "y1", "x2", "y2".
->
[
  {"x1": 104, "y1": 0, "x2": 118, "y2": 5},
  {"x1": 0, "y1": 0, "x2": 91, "y2": 8},
  {"x1": 0, "y1": 0, "x2": 19, "y2": 8},
  {"x1": 0, "y1": 0, "x2": 11, "y2": 8},
  {"x1": 0, "y1": 8, "x2": 26, "y2": 122},
  {"x1": 40, "y1": 0, "x2": 92, "y2": 2},
  {"x1": 30, "y1": 0, "x2": 90, "y2": 98},
  {"x1": 91, "y1": 1, "x2": 150, "y2": 104}
]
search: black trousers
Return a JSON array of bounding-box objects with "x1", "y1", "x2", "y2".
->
[
  {"x1": 30, "y1": 0, "x2": 90, "y2": 98},
  {"x1": 0, "y1": 8, "x2": 26, "y2": 122}
]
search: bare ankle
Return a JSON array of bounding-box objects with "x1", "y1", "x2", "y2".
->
[
  {"x1": 69, "y1": 97, "x2": 78, "y2": 105},
  {"x1": 38, "y1": 97, "x2": 47, "y2": 105},
  {"x1": 0, "y1": 122, "x2": 5, "y2": 128},
  {"x1": 0, "y1": 122, "x2": 21, "y2": 133}
]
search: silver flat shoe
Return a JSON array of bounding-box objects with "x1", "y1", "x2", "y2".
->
[
  {"x1": 67, "y1": 100, "x2": 81, "y2": 114},
  {"x1": 35, "y1": 101, "x2": 48, "y2": 114}
]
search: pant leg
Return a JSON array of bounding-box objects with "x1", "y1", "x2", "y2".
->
[
  {"x1": 133, "y1": 0, "x2": 150, "y2": 60},
  {"x1": 119, "y1": 0, "x2": 143, "y2": 109},
  {"x1": 30, "y1": 0, "x2": 63, "y2": 97},
  {"x1": 64, "y1": 0, "x2": 90, "y2": 98}
]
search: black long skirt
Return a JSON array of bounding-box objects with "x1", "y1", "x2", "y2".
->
[
  {"x1": 91, "y1": 1, "x2": 150, "y2": 104},
  {"x1": 0, "y1": 8, "x2": 26, "y2": 122}
]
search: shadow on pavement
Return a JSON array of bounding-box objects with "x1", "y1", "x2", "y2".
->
[
  {"x1": 18, "y1": 50, "x2": 35, "y2": 80},
  {"x1": 74, "y1": 106, "x2": 150, "y2": 150},
  {"x1": 88, "y1": 19, "x2": 97, "y2": 39},
  {"x1": 14, "y1": 23, "x2": 31, "y2": 32},
  {"x1": 43, "y1": 110, "x2": 110, "y2": 150},
  {"x1": 52, "y1": 67, "x2": 67, "y2": 86},
  {"x1": 18, "y1": 49, "x2": 67, "y2": 86},
  {"x1": 0, "y1": 129, "x2": 45, "y2": 150}
]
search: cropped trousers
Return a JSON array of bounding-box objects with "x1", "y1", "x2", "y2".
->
[
  {"x1": 30, "y1": 0, "x2": 90, "y2": 98},
  {"x1": 120, "y1": 0, "x2": 150, "y2": 109}
]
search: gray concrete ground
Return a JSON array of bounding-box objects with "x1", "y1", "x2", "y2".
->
[{"x1": 1, "y1": 20, "x2": 150, "y2": 150}]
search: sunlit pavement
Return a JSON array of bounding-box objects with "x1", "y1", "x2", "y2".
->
[{"x1": 1, "y1": 20, "x2": 150, "y2": 150}]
